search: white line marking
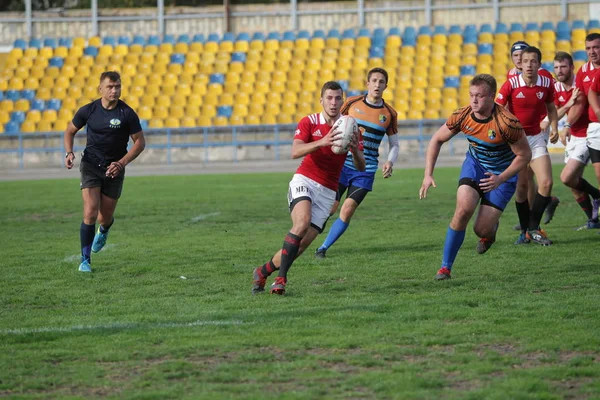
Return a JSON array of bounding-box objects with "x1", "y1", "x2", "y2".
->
[
  {"x1": 1, "y1": 320, "x2": 245, "y2": 335},
  {"x1": 190, "y1": 212, "x2": 221, "y2": 222},
  {"x1": 62, "y1": 244, "x2": 118, "y2": 262}
]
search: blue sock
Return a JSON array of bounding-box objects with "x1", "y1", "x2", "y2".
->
[
  {"x1": 80, "y1": 222, "x2": 95, "y2": 261},
  {"x1": 319, "y1": 218, "x2": 349, "y2": 250},
  {"x1": 441, "y1": 226, "x2": 466, "y2": 271}
]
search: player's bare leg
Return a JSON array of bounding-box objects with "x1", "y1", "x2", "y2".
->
[
  {"x1": 92, "y1": 194, "x2": 118, "y2": 253},
  {"x1": 527, "y1": 155, "x2": 554, "y2": 245}
]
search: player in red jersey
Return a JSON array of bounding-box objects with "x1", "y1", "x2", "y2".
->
[
  {"x1": 507, "y1": 41, "x2": 560, "y2": 229},
  {"x1": 553, "y1": 52, "x2": 600, "y2": 230},
  {"x1": 496, "y1": 46, "x2": 559, "y2": 245},
  {"x1": 251, "y1": 81, "x2": 365, "y2": 295}
]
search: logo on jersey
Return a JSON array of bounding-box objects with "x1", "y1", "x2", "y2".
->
[
  {"x1": 294, "y1": 129, "x2": 301, "y2": 136},
  {"x1": 584, "y1": 76, "x2": 591, "y2": 83},
  {"x1": 464, "y1": 126, "x2": 474, "y2": 131},
  {"x1": 354, "y1": 107, "x2": 365, "y2": 114},
  {"x1": 559, "y1": 95, "x2": 565, "y2": 102},
  {"x1": 488, "y1": 129, "x2": 496, "y2": 140},
  {"x1": 312, "y1": 129, "x2": 322, "y2": 138},
  {"x1": 536, "y1": 92, "x2": 544, "y2": 99},
  {"x1": 496, "y1": 93, "x2": 504, "y2": 100},
  {"x1": 109, "y1": 118, "x2": 121, "y2": 128},
  {"x1": 516, "y1": 92, "x2": 526, "y2": 99},
  {"x1": 379, "y1": 115, "x2": 387, "y2": 123}
]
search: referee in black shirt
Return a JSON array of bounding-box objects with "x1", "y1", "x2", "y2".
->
[{"x1": 64, "y1": 71, "x2": 146, "y2": 272}]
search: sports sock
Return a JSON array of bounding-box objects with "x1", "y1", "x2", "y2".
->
[
  {"x1": 259, "y1": 259, "x2": 277, "y2": 277},
  {"x1": 441, "y1": 227, "x2": 466, "y2": 271},
  {"x1": 529, "y1": 193, "x2": 551, "y2": 230},
  {"x1": 99, "y1": 217, "x2": 114, "y2": 234},
  {"x1": 575, "y1": 177, "x2": 600, "y2": 200},
  {"x1": 576, "y1": 194, "x2": 594, "y2": 220},
  {"x1": 318, "y1": 218, "x2": 349, "y2": 250},
  {"x1": 80, "y1": 222, "x2": 95, "y2": 261},
  {"x1": 515, "y1": 200, "x2": 530, "y2": 233},
  {"x1": 277, "y1": 232, "x2": 302, "y2": 279}
]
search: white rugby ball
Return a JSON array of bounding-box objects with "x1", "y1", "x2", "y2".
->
[{"x1": 331, "y1": 115, "x2": 358, "y2": 155}]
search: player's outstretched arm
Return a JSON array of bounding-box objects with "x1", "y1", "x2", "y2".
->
[
  {"x1": 63, "y1": 121, "x2": 81, "y2": 169},
  {"x1": 382, "y1": 134, "x2": 399, "y2": 178},
  {"x1": 419, "y1": 124, "x2": 455, "y2": 199},
  {"x1": 546, "y1": 102, "x2": 560, "y2": 144}
]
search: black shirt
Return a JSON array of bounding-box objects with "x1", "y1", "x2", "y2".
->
[{"x1": 73, "y1": 99, "x2": 142, "y2": 166}]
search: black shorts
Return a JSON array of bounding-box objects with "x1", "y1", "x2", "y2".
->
[{"x1": 80, "y1": 160, "x2": 124, "y2": 200}]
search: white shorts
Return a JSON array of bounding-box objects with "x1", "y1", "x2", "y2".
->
[
  {"x1": 526, "y1": 132, "x2": 549, "y2": 160},
  {"x1": 586, "y1": 123, "x2": 600, "y2": 151},
  {"x1": 287, "y1": 174, "x2": 336, "y2": 233},
  {"x1": 564, "y1": 135, "x2": 590, "y2": 164}
]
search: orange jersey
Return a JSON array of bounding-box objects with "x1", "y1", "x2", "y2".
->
[
  {"x1": 446, "y1": 105, "x2": 525, "y2": 174},
  {"x1": 341, "y1": 95, "x2": 398, "y2": 173}
]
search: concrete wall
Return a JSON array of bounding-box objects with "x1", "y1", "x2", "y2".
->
[{"x1": 0, "y1": 1, "x2": 594, "y2": 43}]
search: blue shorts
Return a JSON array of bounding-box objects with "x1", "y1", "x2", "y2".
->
[
  {"x1": 339, "y1": 166, "x2": 375, "y2": 192},
  {"x1": 459, "y1": 153, "x2": 517, "y2": 211}
]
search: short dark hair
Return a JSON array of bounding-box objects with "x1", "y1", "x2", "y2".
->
[
  {"x1": 522, "y1": 46, "x2": 542, "y2": 63},
  {"x1": 470, "y1": 74, "x2": 497, "y2": 96},
  {"x1": 554, "y1": 51, "x2": 573, "y2": 66},
  {"x1": 320, "y1": 81, "x2": 343, "y2": 97},
  {"x1": 586, "y1": 33, "x2": 600, "y2": 42},
  {"x1": 100, "y1": 71, "x2": 121, "y2": 83},
  {"x1": 367, "y1": 68, "x2": 388, "y2": 84}
]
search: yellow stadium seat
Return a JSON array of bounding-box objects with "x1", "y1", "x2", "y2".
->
[
  {"x1": 26, "y1": 110, "x2": 41, "y2": 123},
  {"x1": 52, "y1": 87, "x2": 68, "y2": 100},
  {"x1": 557, "y1": 41, "x2": 571, "y2": 52},
  {"x1": 8, "y1": 77, "x2": 24, "y2": 91},
  {"x1": 509, "y1": 32, "x2": 524, "y2": 42},
  {"x1": 42, "y1": 110, "x2": 57, "y2": 123},
  {"x1": 232, "y1": 40, "x2": 248, "y2": 52},
  {"x1": 135, "y1": 105, "x2": 151, "y2": 120},
  {"x1": 8, "y1": 48, "x2": 23, "y2": 61},
  {"x1": 144, "y1": 44, "x2": 159, "y2": 54},
  {"x1": 219, "y1": 41, "x2": 234, "y2": 53},
  {"x1": 326, "y1": 37, "x2": 340, "y2": 49},
  {"x1": 88, "y1": 36, "x2": 101, "y2": 47},
  {"x1": 0, "y1": 110, "x2": 9, "y2": 124},
  {"x1": 196, "y1": 115, "x2": 211, "y2": 126},
  {"x1": 212, "y1": 116, "x2": 227, "y2": 126},
  {"x1": 23, "y1": 77, "x2": 39, "y2": 90},
  {"x1": 259, "y1": 113, "x2": 275, "y2": 125},
  {"x1": 159, "y1": 43, "x2": 174, "y2": 54},
  {"x1": 168, "y1": 63, "x2": 182, "y2": 75},
  {"x1": 478, "y1": 54, "x2": 493, "y2": 65},
  {"x1": 572, "y1": 29, "x2": 586, "y2": 42},
  {"x1": 147, "y1": 118, "x2": 163, "y2": 129},
  {"x1": 20, "y1": 120, "x2": 35, "y2": 133},
  {"x1": 19, "y1": 56, "x2": 33, "y2": 69},
  {"x1": 37, "y1": 120, "x2": 53, "y2": 132},
  {"x1": 424, "y1": 109, "x2": 440, "y2": 119},
  {"x1": 153, "y1": 106, "x2": 169, "y2": 119},
  {"x1": 201, "y1": 104, "x2": 217, "y2": 118},
  {"x1": 164, "y1": 116, "x2": 180, "y2": 128},
  {"x1": 187, "y1": 41, "x2": 203, "y2": 53},
  {"x1": 71, "y1": 36, "x2": 85, "y2": 48},
  {"x1": 54, "y1": 119, "x2": 68, "y2": 131},
  {"x1": 224, "y1": 82, "x2": 238, "y2": 93},
  {"x1": 98, "y1": 45, "x2": 113, "y2": 57},
  {"x1": 38, "y1": 47, "x2": 53, "y2": 59},
  {"x1": 110, "y1": 53, "x2": 124, "y2": 65},
  {"x1": 155, "y1": 95, "x2": 171, "y2": 108},
  {"x1": 113, "y1": 44, "x2": 128, "y2": 56},
  {"x1": 572, "y1": 40, "x2": 585, "y2": 52},
  {"x1": 232, "y1": 104, "x2": 248, "y2": 117},
  {"x1": 407, "y1": 110, "x2": 422, "y2": 120},
  {"x1": 180, "y1": 116, "x2": 196, "y2": 128}
]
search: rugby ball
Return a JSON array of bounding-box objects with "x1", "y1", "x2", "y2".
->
[{"x1": 331, "y1": 115, "x2": 358, "y2": 155}]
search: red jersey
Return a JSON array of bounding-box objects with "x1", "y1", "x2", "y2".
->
[
  {"x1": 554, "y1": 81, "x2": 588, "y2": 137},
  {"x1": 294, "y1": 112, "x2": 363, "y2": 191},
  {"x1": 507, "y1": 67, "x2": 554, "y2": 81},
  {"x1": 590, "y1": 74, "x2": 600, "y2": 123},
  {"x1": 575, "y1": 62, "x2": 600, "y2": 123},
  {"x1": 496, "y1": 74, "x2": 555, "y2": 136}
]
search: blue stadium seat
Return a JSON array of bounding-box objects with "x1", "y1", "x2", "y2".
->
[
  {"x1": 11, "y1": 111, "x2": 25, "y2": 124},
  {"x1": 217, "y1": 105, "x2": 232, "y2": 118},
  {"x1": 231, "y1": 52, "x2": 246, "y2": 62},
  {"x1": 0, "y1": 91, "x2": 4, "y2": 101},
  {"x1": 177, "y1": 34, "x2": 190, "y2": 44},
  {"x1": 338, "y1": 80, "x2": 349, "y2": 91},
  {"x1": 29, "y1": 38, "x2": 42, "y2": 48},
  {"x1": 163, "y1": 34, "x2": 176, "y2": 45},
  {"x1": 574, "y1": 51, "x2": 587, "y2": 61},
  {"x1": 557, "y1": 31, "x2": 571, "y2": 41},
  {"x1": 373, "y1": 28, "x2": 386, "y2": 38},
  {"x1": 5, "y1": 121, "x2": 20, "y2": 135},
  {"x1": 84, "y1": 46, "x2": 98, "y2": 57},
  {"x1": 147, "y1": 35, "x2": 161, "y2": 46},
  {"x1": 478, "y1": 43, "x2": 493, "y2": 54},
  {"x1": 21, "y1": 90, "x2": 35, "y2": 101},
  {"x1": 444, "y1": 77, "x2": 460, "y2": 88},
  {"x1": 495, "y1": 22, "x2": 508, "y2": 34},
  {"x1": 209, "y1": 73, "x2": 225, "y2": 85},
  {"x1": 296, "y1": 30, "x2": 310, "y2": 40},
  {"x1": 327, "y1": 29, "x2": 341, "y2": 38},
  {"x1": 13, "y1": 38, "x2": 27, "y2": 50},
  {"x1": 222, "y1": 32, "x2": 235, "y2": 42},
  {"x1": 267, "y1": 31, "x2": 281, "y2": 41},
  {"x1": 479, "y1": 24, "x2": 493, "y2": 33},
  {"x1": 557, "y1": 21, "x2": 570, "y2": 34},
  {"x1": 460, "y1": 65, "x2": 476, "y2": 76},
  {"x1": 140, "y1": 120, "x2": 149, "y2": 131},
  {"x1": 282, "y1": 31, "x2": 296, "y2": 41},
  {"x1": 403, "y1": 26, "x2": 417, "y2": 40},
  {"x1": 463, "y1": 24, "x2": 477, "y2": 36},
  {"x1": 117, "y1": 35, "x2": 131, "y2": 45},
  {"x1": 525, "y1": 22, "x2": 539, "y2": 32},
  {"x1": 49, "y1": 57, "x2": 64, "y2": 68},
  {"x1": 388, "y1": 27, "x2": 401, "y2": 36},
  {"x1": 43, "y1": 38, "x2": 57, "y2": 48},
  {"x1": 369, "y1": 47, "x2": 384, "y2": 58},
  {"x1": 6, "y1": 90, "x2": 20, "y2": 101},
  {"x1": 312, "y1": 30, "x2": 326, "y2": 39},
  {"x1": 132, "y1": 35, "x2": 146, "y2": 46},
  {"x1": 418, "y1": 26, "x2": 432, "y2": 36},
  {"x1": 358, "y1": 28, "x2": 370, "y2": 37},
  {"x1": 47, "y1": 99, "x2": 61, "y2": 111},
  {"x1": 541, "y1": 62, "x2": 553, "y2": 73},
  {"x1": 589, "y1": 20, "x2": 600, "y2": 29},
  {"x1": 251, "y1": 32, "x2": 266, "y2": 41},
  {"x1": 509, "y1": 23, "x2": 523, "y2": 32},
  {"x1": 31, "y1": 99, "x2": 45, "y2": 111},
  {"x1": 463, "y1": 34, "x2": 478, "y2": 44},
  {"x1": 347, "y1": 90, "x2": 362, "y2": 97},
  {"x1": 236, "y1": 32, "x2": 251, "y2": 41},
  {"x1": 403, "y1": 36, "x2": 417, "y2": 47},
  {"x1": 540, "y1": 22, "x2": 554, "y2": 31},
  {"x1": 449, "y1": 25, "x2": 462, "y2": 35},
  {"x1": 192, "y1": 33, "x2": 205, "y2": 43},
  {"x1": 372, "y1": 36, "x2": 385, "y2": 48},
  {"x1": 58, "y1": 37, "x2": 72, "y2": 48},
  {"x1": 572, "y1": 20, "x2": 586, "y2": 30},
  {"x1": 342, "y1": 29, "x2": 356, "y2": 39},
  {"x1": 103, "y1": 36, "x2": 117, "y2": 46},
  {"x1": 170, "y1": 53, "x2": 185, "y2": 64},
  {"x1": 433, "y1": 25, "x2": 447, "y2": 35}
]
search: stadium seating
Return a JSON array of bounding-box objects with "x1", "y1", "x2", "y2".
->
[{"x1": 1, "y1": 19, "x2": 598, "y2": 132}]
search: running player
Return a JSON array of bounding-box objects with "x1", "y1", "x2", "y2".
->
[
  {"x1": 251, "y1": 81, "x2": 365, "y2": 295},
  {"x1": 314, "y1": 68, "x2": 398, "y2": 258},
  {"x1": 420, "y1": 74, "x2": 531, "y2": 280}
]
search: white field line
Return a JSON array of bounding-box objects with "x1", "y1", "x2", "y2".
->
[
  {"x1": 62, "y1": 244, "x2": 118, "y2": 262},
  {"x1": 1, "y1": 319, "x2": 246, "y2": 335},
  {"x1": 189, "y1": 212, "x2": 221, "y2": 222}
]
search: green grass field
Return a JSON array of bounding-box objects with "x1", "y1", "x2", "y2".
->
[{"x1": 1, "y1": 166, "x2": 599, "y2": 399}]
